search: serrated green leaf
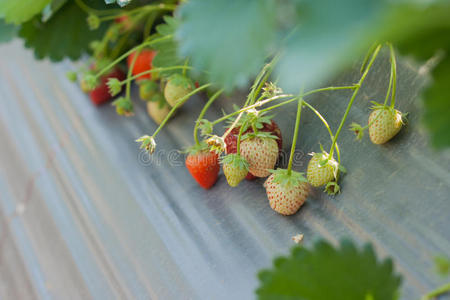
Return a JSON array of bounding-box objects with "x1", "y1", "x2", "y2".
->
[
  {"x1": 256, "y1": 239, "x2": 402, "y2": 300},
  {"x1": 0, "y1": 0, "x2": 51, "y2": 24},
  {"x1": 18, "y1": 2, "x2": 107, "y2": 61},
  {"x1": 0, "y1": 19, "x2": 18, "y2": 43},
  {"x1": 152, "y1": 16, "x2": 185, "y2": 78},
  {"x1": 177, "y1": 0, "x2": 277, "y2": 90}
]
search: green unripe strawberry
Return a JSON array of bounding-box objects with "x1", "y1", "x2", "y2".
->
[
  {"x1": 164, "y1": 74, "x2": 194, "y2": 107},
  {"x1": 307, "y1": 152, "x2": 337, "y2": 187},
  {"x1": 139, "y1": 80, "x2": 159, "y2": 101},
  {"x1": 221, "y1": 154, "x2": 249, "y2": 187},
  {"x1": 368, "y1": 106, "x2": 403, "y2": 144},
  {"x1": 240, "y1": 133, "x2": 278, "y2": 178},
  {"x1": 264, "y1": 169, "x2": 309, "y2": 215}
]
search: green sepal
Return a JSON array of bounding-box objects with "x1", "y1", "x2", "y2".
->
[
  {"x1": 112, "y1": 97, "x2": 134, "y2": 116},
  {"x1": 221, "y1": 153, "x2": 249, "y2": 171},
  {"x1": 87, "y1": 14, "x2": 100, "y2": 30},
  {"x1": 242, "y1": 131, "x2": 277, "y2": 141},
  {"x1": 269, "y1": 168, "x2": 307, "y2": 187},
  {"x1": 197, "y1": 119, "x2": 214, "y2": 136},
  {"x1": 325, "y1": 181, "x2": 341, "y2": 195},
  {"x1": 136, "y1": 135, "x2": 156, "y2": 154},
  {"x1": 183, "y1": 141, "x2": 210, "y2": 155},
  {"x1": 150, "y1": 93, "x2": 168, "y2": 109},
  {"x1": 349, "y1": 122, "x2": 365, "y2": 141},
  {"x1": 107, "y1": 78, "x2": 122, "y2": 96}
]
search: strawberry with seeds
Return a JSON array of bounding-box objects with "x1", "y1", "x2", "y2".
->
[
  {"x1": 185, "y1": 143, "x2": 220, "y2": 189},
  {"x1": 127, "y1": 49, "x2": 157, "y2": 81},
  {"x1": 240, "y1": 131, "x2": 278, "y2": 178},
  {"x1": 164, "y1": 74, "x2": 194, "y2": 107},
  {"x1": 222, "y1": 153, "x2": 249, "y2": 187},
  {"x1": 368, "y1": 103, "x2": 404, "y2": 144}
]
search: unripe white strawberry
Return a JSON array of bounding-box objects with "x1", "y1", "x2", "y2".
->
[
  {"x1": 221, "y1": 154, "x2": 249, "y2": 187},
  {"x1": 306, "y1": 152, "x2": 336, "y2": 187},
  {"x1": 264, "y1": 169, "x2": 309, "y2": 215},
  {"x1": 368, "y1": 107, "x2": 403, "y2": 144},
  {"x1": 240, "y1": 134, "x2": 278, "y2": 178}
]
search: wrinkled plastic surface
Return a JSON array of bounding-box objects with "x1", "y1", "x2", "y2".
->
[{"x1": 1, "y1": 41, "x2": 449, "y2": 299}]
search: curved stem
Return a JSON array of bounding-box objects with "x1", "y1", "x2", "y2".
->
[
  {"x1": 120, "y1": 66, "x2": 193, "y2": 84},
  {"x1": 193, "y1": 89, "x2": 224, "y2": 145},
  {"x1": 287, "y1": 97, "x2": 303, "y2": 174},
  {"x1": 74, "y1": 0, "x2": 122, "y2": 16},
  {"x1": 329, "y1": 44, "x2": 382, "y2": 158},
  {"x1": 383, "y1": 54, "x2": 394, "y2": 106},
  {"x1": 152, "y1": 84, "x2": 212, "y2": 138},
  {"x1": 236, "y1": 120, "x2": 249, "y2": 154},
  {"x1": 125, "y1": 48, "x2": 140, "y2": 100},
  {"x1": 95, "y1": 35, "x2": 172, "y2": 79},
  {"x1": 421, "y1": 282, "x2": 450, "y2": 300},
  {"x1": 302, "y1": 101, "x2": 341, "y2": 164},
  {"x1": 388, "y1": 43, "x2": 397, "y2": 108}
]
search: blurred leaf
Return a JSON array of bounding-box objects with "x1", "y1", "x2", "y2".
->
[
  {"x1": 177, "y1": 0, "x2": 277, "y2": 90},
  {"x1": 152, "y1": 16, "x2": 185, "y2": 78},
  {"x1": 18, "y1": 2, "x2": 107, "y2": 61},
  {"x1": 0, "y1": 0, "x2": 51, "y2": 24},
  {"x1": 0, "y1": 19, "x2": 18, "y2": 43},
  {"x1": 41, "y1": 0, "x2": 68, "y2": 22},
  {"x1": 277, "y1": 0, "x2": 387, "y2": 92},
  {"x1": 257, "y1": 239, "x2": 402, "y2": 300},
  {"x1": 434, "y1": 255, "x2": 450, "y2": 277},
  {"x1": 422, "y1": 56, "x2": 450, "y2": 148}
]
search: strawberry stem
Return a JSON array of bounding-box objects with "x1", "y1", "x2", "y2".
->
[
  {"x1": 388, "y1": 43, "x2": 397, "y2": 109},
  {"x1": 125, "y1": 48, "x2": 140, "y2": 101},
  {"x1": 421, "y1": 282, "x2": 450, "y2": 300},
  {"x1": 119, "y1": 66, "x2": 193, "y2": 84},
  {"x1": 383, "y1": 47, "x2": 394, "y2": 107},
  {"x1": 193, "y1": 89, "x2": 224, "y2": 146},
  {"x1": 94, "y1": 35, "x2": 172, "y2": 79},
  {"x1": 151, "y1": 83, "x2": 212, "y2": 139},
  {"x1": 329, "y1": 44, "x2": 382, "y2": 159},
  {"x1": 74, "y1": 0, "x2": 122, "y2": 16},
  {"x1": 287, "y1": 96, "x2": 303, "y2": 175},
  {"x1": 302, "y1": 101, "x2": 341, "y2": 164},
  {"x1": 236, "y1": 120, "x2": 249, "y2": 154}
]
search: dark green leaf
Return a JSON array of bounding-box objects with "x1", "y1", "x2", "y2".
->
[
  {"x1": 177, "y1": 0, "x2": 277, "y2": 90},
  {"x1": 0, "y1": 0, "x2": 51, "y2": 24},
  {"x1": 18, "y1": 2, "x2": 107, "y2": 61},
  {"x1": 256, "y1": 239, "x2": 402, "y2": 300}
]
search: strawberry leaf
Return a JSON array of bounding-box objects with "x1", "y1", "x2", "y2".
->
[
  {"x1": 152, "y1": 16, "x2": 185, "y2": 78},
  {"x1": 0, "y1": 0, "x2": 51, "y2": 24},
  {"x1": 18, "y1": 1, "x2": 107, "y2": 61},
  {"x1": 177, "y1": 0, "x2": 277, "y2": 90},
  {"x1": 257, "y1": 239, "x2": 402, "y2": 300}
]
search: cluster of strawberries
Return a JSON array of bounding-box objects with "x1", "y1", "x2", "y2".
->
[{"x1": 185, "y1": 102, "x2": 404, "y2": 216}]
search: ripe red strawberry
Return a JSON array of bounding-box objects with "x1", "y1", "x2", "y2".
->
[
  {"x1": 127, "y1": 49, "x2": 157, "y2": 81},
  {"x1": 185, "y1": 150, "x2": 220, "y2": 189},
  {"x1": 306, "y1": 151, "x2": 337, "y2": 187},
  {"x1": 264, "y1": 169, "x2": 309, "y2": 215},
  {"x1": 89, "y1": 68, "x2": 126, "y2": 106},
  {"x1": 240, "y1": 133, "x2": 278, "y2": 178},
  {"x1": 221, "y1": 154, "x2": 249, "y2": 187},
  {"x1": 225, "y1": 119, "x2": 282, "y2": 180},
  {"x1": 164, "y1": 74, "x2": 194, "y2": 107},
  {"x1": 368, "y1": 106, "x2": 403, "y2": 144}
]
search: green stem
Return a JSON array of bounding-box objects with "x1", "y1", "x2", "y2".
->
[
  {"x1": 125, "y1": 48, "x2": 140, "y2": 100},
  {"x1": 95, "y1": 35, "x2": 172, "y2": 79},
  {"x1": 421, "y1": 283, "x2": 450, "y2": 300},
  {"x1": 287, "y1": 97, "x2": 303, "y2": 174},
  {"x1": 302, "y1": 101, "x2": 341, "y2": 164},
  {"x1": 249, "y1": 55, "x2": 280, "y2": 106},
  {"x1": 120, "y1": 66, "x2": 193, "y2": 84},
  {"x1": 388, "y1": 43, "x2": 397, "y2": 108},
  {"x1": 193, "y1": 89, "x2": 224, "y2": 145},
  {"x1": 383, "y1": 51, "x2": 394, "y2": 106},
  {"x1": 143, "y1": 13, "x2": 157, "y2": 40},
  {"x1": 259, "y1": 85, "x2": 356, "y2": 114},
  {"x1": 236, "y1": 120, "x2": 249, "y2": 154},
  {"x1": 152, "y1": 84, "x2": 212, "y2": 138},
  {"x1": 182, "y1": 59, "x2": 189, "y2": 76},
  {"x1": 329, "y1": 44, "x2": 381, "y2": 158},
  {"x1": 212, "y1": 94, "x2": 295, "y2": 126}
]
